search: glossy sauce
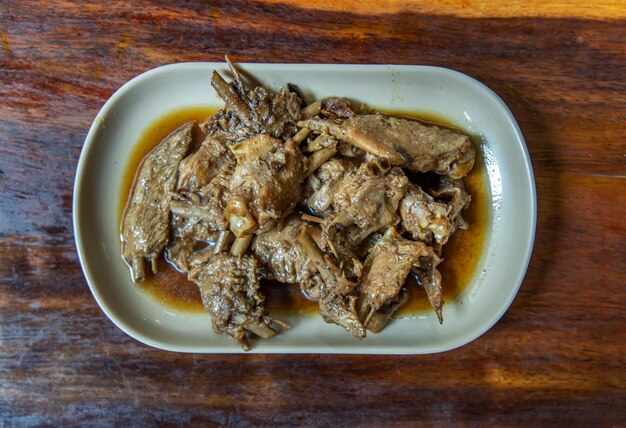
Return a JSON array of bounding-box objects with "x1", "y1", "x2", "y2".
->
[{"x1": 120, "y1": 107, "x2": 490, "y2": 317}]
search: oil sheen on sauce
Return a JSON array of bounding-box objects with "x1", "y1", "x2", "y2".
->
[{"x1": 119, "y1": 106, "x2": 490, "y2": 317}]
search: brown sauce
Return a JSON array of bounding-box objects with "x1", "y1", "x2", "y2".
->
[{"x1": 120, "y1": 106, "x2": 490, "y2": 317}]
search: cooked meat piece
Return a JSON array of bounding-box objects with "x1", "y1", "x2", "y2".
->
[
  {"x1": 295, "y1": 228, "x2": 366, "y2": 338},
  {"x1": 325, "y1": 160, "x2": 409, "y2": 244},
  {"x1": 252, "y1": 216, "x2": 329, "y2": 303},
  {"x1": 121, "y1": 122, "x2": 194, "y2": 282},
  {"x1": 198, "y1": 108, "x2": 244, "y2": 144},
  {"x1": 164, "y1": 232, "x2": 195, "y2": 273},
  {"x1": 243, "y1": 86, "x2": 302, "y2": 139},
  {"x1": 300, "y1": 97, "x2": 355, "y2": 120},
  {"x1": 400, "y1": 177, "x2": 471, "y2": 246},
  {"x1": 320, "y1": 225, "x2": 364, "y2": 281},
  {"x1": 309, "y1": 160, "x2": 408, "y2": 281},
  {"x1": 170, "y1": 164, "x2": 234, "y2": 232},
  {"x1": 298, "y1": 272, "x2": 327, "y2": 302},
  {"x1": 229, "y1": 134, "x2": 305, "y2": 233},
  {"x1": 414, "y1": 254, "x2": 444, "y2": 324},
  {"x1": 296, "y1": 227, "x2": 357, "y2": 297},
  {"x1": 429, "y1": 176, "x2": 471, "y2": 232},
  {"x1": 298, "y1": 114, "x2": 475, "y2": 178},
  {"x1": 177, "y1": 136, "x2": 234, "y2": 193},
  {"x1": 211, "y1": 86, "x2": 301, "y2": 142},
  {"x1": 302, "y1": 132, "x2": 336, "y2": 153},
  {"x1": 360, "y1": 227, "x2": 441, "y2": 316},
  {"x1": 202, "y1": 70, "x2": 301, "y2": 144},
  {"x1": 168, "y1": 158, "x2": 231, "y2": 272},
  {"x1": 319, "y1": 294, "x2": 366, "y2": 339},
  {"x1": 357, "y1": 289, "x2": 409, "y2": 333},
  {"x1": 305, "y1": 157, "x2": 357, "y2": 215},
  {"x1": 188, "y1": 253, "x2": 281, "y2": 351},
  {"x1": 399, "y1": 184, "x2": 453, "y2": 245},
  {"x1": 321, "y1": 97, "x2": 355, "y2": 118},
  {"x1": 251, "y1": 216, "x2": 318, "y2": 284},
  {"x1": 165, "y1": 214, "x2": 220, "y2": 273},
  {"x1": 168, "y1": 213, "x2": 219, "y2": 243}
]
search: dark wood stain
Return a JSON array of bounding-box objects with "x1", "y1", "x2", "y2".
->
[{"x1": 1, "y1": 0, "x2": 625, "y2": 425}]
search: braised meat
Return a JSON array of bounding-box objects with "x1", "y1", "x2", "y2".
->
[
  {"x1": 166, "y1": 163, "x2": 235, "y2": 272},
  {"x1": 251, "y1": 217, "x2": 363, "y2": 335},
  {"x1": 202, "y1": 60, "x2": 301, "y2": 144},
  {"x1": 202, "y1": 85, "x2": 301, "y2": 145},
  {"x1": 319, "y1": 294, "x2": 366, "y2": 339},
  {"x1": 305, "y1": 157, "x2": 357, "y2": 216},
  {"x1": 399, "y1": 184, "x2": 451, "y2": 246},
  {"x1": 361, "y1": 228, "x2": 442, "y2": 320},
  {"x1": 326, "y1": 160, "x2": 409, "y2": 241},
  {"x1": 429, "y1": 176, "x2": 471, "y2": 232},
  {"x1": 229, "y1": 134, "x2": 305, "y2": 233},
  {"x1": 295, "y1": 227, "x2": 366, "y2": 337},
  {"x1": 169, "y1": 164, "x2": 234, "y2": 232},
  {"x1": 251, "y1": 216, "x2": 318, "y2": 285},
  {"x1": 121, "y1": 59, "x2": 477, "y2": 349},
  {"x1": 317, "y1": 160, "x2": 409, "y2": 278},
  {"x1": 358, "y1": 289, "x2": 409, "y2": 333},
  {"x1": 416, "y1": 252, "x2": 444, "y2": 323},
  {"x1": 165, "y1": 139, "x2": 234, "y2": 273},
  {"x1": 121, "y1": 122, "x2": 194, "y2": 282},
  {"x1": 177, "y1": 136, "x2": 234, "y2": 193},
  {"x1": 400, "y1": 177, "x2": 470, "y2": 246},
  {"x1": 298, "y1": 114, "x2": 475, "y2": 178},
  {"x1": 321, "y1": 97, "x2": 355, "y2": 118},
  {"x1": 188, "y1": 253, "x2": 283, "y2": 351},
  {"x1": 165, "y1": 214, "x2": 219, "y2": 273}
]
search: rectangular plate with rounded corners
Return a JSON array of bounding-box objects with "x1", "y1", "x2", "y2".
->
[{"x1": 73, "y1": 62, "x2": 535, "y2": 354}]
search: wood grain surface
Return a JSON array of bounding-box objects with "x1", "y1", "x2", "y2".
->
[{"x1": 1, "y1": 0, "x2": 625, "y2": 425}]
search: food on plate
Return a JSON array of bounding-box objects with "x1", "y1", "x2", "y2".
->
[
  {"x1": 121, "y1": 122, "x2": 194, "y2": 282},
  {"x1": 120, "y1": 57, "x2": 476, "y2": 350},
  {"x1": 298, "y1": 114, "x2": 475, "y2": 178}
]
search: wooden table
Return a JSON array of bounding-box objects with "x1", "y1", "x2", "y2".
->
[{"x1": 2, "y1": 1, "x2": 624, "y2": 425}]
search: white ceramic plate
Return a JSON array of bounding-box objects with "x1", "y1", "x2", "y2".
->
[{"x1": 73, "y1": 62, "x2": 535, "y2": 354}]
